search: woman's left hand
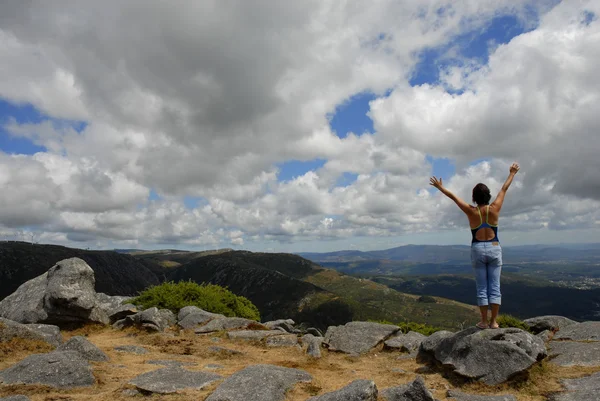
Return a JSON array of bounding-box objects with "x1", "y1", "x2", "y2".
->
[{"x1": 429, "y1": 176, "x2": 443, "y2": 190}]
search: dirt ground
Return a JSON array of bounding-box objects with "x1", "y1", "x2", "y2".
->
[{"x1": 1, "y1": 326, "x2": 599, "y2": 401}]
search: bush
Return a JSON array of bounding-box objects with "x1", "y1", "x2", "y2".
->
[
  {"x1": 129, "y1": 281, "x2": 260, "y2": 321},
  {"x1": 496, "y1": 314, "x2": 530, "y2": 331},
  {"x1": 417, "y1": 295, "x2": 437, "y2": 303}
]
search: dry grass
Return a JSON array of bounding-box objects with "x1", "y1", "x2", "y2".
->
[{"x1": 1, "y1": 325, "x2": 600, "y2": 401}]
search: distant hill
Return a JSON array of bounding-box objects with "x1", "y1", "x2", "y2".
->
[{"x1": 0, "y1": 241, "x2": 161, "y2": 299}]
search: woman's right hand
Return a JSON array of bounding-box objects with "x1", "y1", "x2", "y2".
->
[{"x1": 509, "y1": 162, "x2": 520, "y2": 175}]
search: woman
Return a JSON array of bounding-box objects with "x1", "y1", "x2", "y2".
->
[{"x1": 429, "y1": 162, "x2": 520, "y2": 329}]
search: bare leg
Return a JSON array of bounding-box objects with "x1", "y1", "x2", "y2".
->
[
  {"x1": 489, "y1": 304, "x2": 500, "y2": 328},
  {"x1": 478, "y1": 305, "x2": 489, "y2": 327}
]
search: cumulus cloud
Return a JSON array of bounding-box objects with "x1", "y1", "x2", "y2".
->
[{"x1": 0, "y1": 0, "x2": 599, "y2": 250}]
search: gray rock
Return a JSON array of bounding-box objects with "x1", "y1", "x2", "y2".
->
[
  {"x1": 178, "y1": 305, "x2": 223, "y2": 321},
  {"x1": 546, "y1": 372, "x2": 600, "y2": 401},
  {"x1": 309, "y1": 379, "x2": 377, "y2": 400},
  {"x1": 549, "y1": 341, "x2": 600, "y2": 366},
  {"x1": 120, "y1": 307, "x2": 176, "y2": 332},
  {"x1": 108, "y1": 304, "x2": 138, "y2": 323},
  {"x1": 384, "y1": 331, "x2": 427, "y2": 353},
  {"x1": 178, "y1": 310, "x2": 221, "y2": 330},
  {"x1": 266, "y1": 334, "x2": 299, "y2": 347},
  {"x1": 205, "y1": 364, "x2": 312, "y2": 401},
  {"x1": 536, "y1": 330, "x2": 553, "y2": 342},
  {"x1": 523, "y1": 316, "x2": 578, "y2": 334},
  {"x1": 447, "y1": 390, "x2": 517, "y2": 400},
  {"x1": 147, "y1": 359, "x2": 197, "y2": 367},
  {"x1": 204, "y1": 364, "x2": 225, "y2": 370},
  {"x1": 207, "y1": 346, "x2": 244, "y2": 356},
  {"x1": 56, "y1": 336, "x2": 108, "y2": 361},
  {"x1": 112, "y1": 318, "x2": 127, "y2": 330},
  {"x1": 417, "y1": 327, "x2": 547, "y2": 385},
  {"x1": 95, "y1": 293, "x2": 132, "y2": 318},
  {"x1": 121, "y1": 389, "x2": 141, "y2": 397},
  {"x1": 195, "y1": 317, "x2": 255, "y2": 334},
  {"x1": 129, "y1": 366, "x2": 221, "y2": 394},
  {"x1": 0, "y1": 258, "x2": 109, "y2": 325},
  {"x1": 302, "y1": 334, "x2": 324, "y2": 358},
  {"x1": 227, "y1": 330, "x2": 285, "y2": 340},
  {"x1": 114, "y1": 345, "x2": 148, "y2": 354},
  {"x1": 0, "y1": 396, "x2": 31, "y2": 401},
  {"x1": 264, "y1": 319, "x2": 296, "y2": 333},
  {"x1": 324, "y1": 321, "x2": 400, "y2": 355},
  {"x1": 553, "y1": 321, "x2": 600, "y2": 341},
  {"x1": 0, "y1": 351, "x2": 94, "y2": 388},
  {"x1": 381, "y1": 376, "x2": 434, "y2": 401},
  {"x1": 0, "y1": 317, "x2": 62, "y2": 347},
  {"x1": 417, "y1": 330, "x2": 454, "y2": 359},
  {"x1": 548, "y1": 392, "x2": 600, "y2": 401},
  {"x1": 306, "y1": 327, "x2": 323, "y2": 337}
]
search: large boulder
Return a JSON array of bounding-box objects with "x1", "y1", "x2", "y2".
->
[
  {"x1": 302, "y1": 334, "x2": 324, "y2": 358},
  {"x1": 552, "y1": 321, "x2": 600, "y2": 341},
  {"x1": 417, "y1": 327, "x2": 547, "y2": 385},
  {"x1": 205, "y1": 364, "x2": 312, "y2": 401},
  {"x1": 547, "y1": 371, "x2": 600, "y2": 401},
  {"x1": 129, "y1": 366, "x2": 222, "y2": 394},
  {"x1": 384, "y1": 331, "x2": 427, "y2": 354},
  {"x1": 0, "y1": 351, "x2": 95, "y2": 389},
  {"x1": 0, "y1": 317, "x2": 62, "y2": 347},
  {"x1": 381, "y1": 376, "x2": 435, "y2": 401},
  {"x1": 56, "y1": 336, "x2": 108, "y2": 361},
  {"x1": 0, "y1": 258, "x2": 112, "y2": 326},
  {"x1": 309, "y1": 379, "x2": 378, "y2": 400},
  {"x1": 116, "y1": 307, "x2": 176, "y2": 332},
  {"x1": 548, "y1": 341, "x2": 600, "y2": 367},
  {"x1": 195, "y1": 317, "x2": 256, "y2": 334},
  {"x1": 178, "y1": 306, "x2": 224, "y2": 330},
  {"x1": 523, "y1": 316, "x2": 578, "y2": 334},
  {"x1": 324, "y1": 322, "x2": 400, "y2": 355}
]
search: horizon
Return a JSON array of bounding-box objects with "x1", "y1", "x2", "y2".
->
[{"x1": 1, "y1": 2, "x2": 599, "y2": 252}]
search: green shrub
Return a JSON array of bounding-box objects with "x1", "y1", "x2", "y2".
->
[
  {"x1": 496, "y1": 314, "x2": 530, "y2": 331},
  {"x1": 417, "y1": 295, "x2": 437, "y2": 304},
  {"x1": 130, "y1": 281, "x2": 260, "y2": 321}
]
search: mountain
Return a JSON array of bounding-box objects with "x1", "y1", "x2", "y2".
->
[{"x1": 0, "y1": 241, "x2": 161, "y2": 299}]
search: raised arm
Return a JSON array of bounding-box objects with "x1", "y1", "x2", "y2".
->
[
  {"x1": 490, "y1": 162, "x2": 520, "y2": 212},
  {"x1": 429, "y1": 176, "x2": 473, "y2": 215}
]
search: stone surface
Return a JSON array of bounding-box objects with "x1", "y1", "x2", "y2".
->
[
  {"x1": 523, "y1": 316, "x2": 578, "y2": 334},
  {"x1": 324, "y1": 322, "x2": 399, "y2": 355},
  {"x1": 0, "y1": 317, "x2": 62, "y2": 347},
  {"x1": 207, "y1": 346, "x2": 244, "y2": 356},
  {"x1": 384, "y1": 331, "x2": 427, "y2": 353},
  {"x1": 536, "y1": 330, "x2": 553, "y2": 342},
  {"x1": 309, "y1": 379, "x2": 377, "y2": 400},
  {"x1": 178, "y1": 311, "x2": 219, "y2": 330},
  {"x1": 417, "y1": 327, "x2": 547, "y2": 385},
  {"x1": 264, "y1": 319, "x2": 296, "y2": 333},
  {"x1": 0, "y1": 351, "x2": 94, "y2": 389},
  {"x1": 0, "y1": 258, "x2": 110, "y2": 325},
  {"x1": 107, "y1": 303, "x2": 137, "y2": 323},
  {"x1": 195, "y1": 317, "x2": 255, "y2": 334},
  {"x1": 95, "y1": 293, "x2": 132, "y2": 318},
  {"x1": 122, "y1": 307, "x2": 176, "y2": 332},
  {"x1": 227, "y1": 330, "x2": 285, "y2": 340},
  {"x1": 205, "y1": 364, "x2": 312, "y2": 401},
  {"x1": 147, "y1": 360, "x2": 197, "y2": 367},
  {"x1": 381, "y1": 376, "x2": 434, "y2": 401},
  {"x1": 56, "y1": 335, "x2": 108, "y2": 361},
  {"x1": 178, "y1": 305, "x2": 223, "y2": 322},
  {"x1": 0, "y1": 397, "x2": 31, "y2": 401},
  {"x1": 114, "y1": 345, "x2": 149, "y2": 354},
  {"x1": 546, "y1": 372, "x2": 600, "y2": 401},
  {"x1": 549, "y1": 341, "x2": 600, "y2": 367},
  {"x1": 266, "y1": 334, "x2": 299, "y2": 347},
  {"x1": 552, "y1": 321, "x2": 600, "y2": 341},
  {"x1": 447, "y1": 390, "x2": 517, "y2": 400},
  {"x1": 306, "y1": 327, "x2": 324, "y2": 337},
  {"x1": 129, "y1": 366, "x2": 221, "y2": 394},
  {"x1": 302, "y1": 334, "x2": 324, "y2": 358}
]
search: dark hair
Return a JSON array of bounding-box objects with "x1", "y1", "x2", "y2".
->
[{"x1": 472, "y1": 183, "x2": 491, "y2": 205}]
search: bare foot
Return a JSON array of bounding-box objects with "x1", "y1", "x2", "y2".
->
[
  {"x1": 489, "y1": 322, "x2": 499, "y2": 329},
  {"x1": 476, "y1": 322, "x2": 489, "y2": 329}
]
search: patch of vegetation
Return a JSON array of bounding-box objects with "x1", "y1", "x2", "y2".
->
[
  {"x1": 130, "y1": 281, "x2": 260, "y2": 321},
  {"x1": 417, "y1": 295, "x2": 437, "y2": 303},
  {"x1": 496, "y1": 314, "x2": 531, "y2": 332},
  {"x1": 371, "y1": 319, "x2": 442, "y2": 336},
  {"x1": 0, "y1": 337, "x2": 54, "y2": 358}
]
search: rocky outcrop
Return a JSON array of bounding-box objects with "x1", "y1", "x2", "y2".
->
[
  {"x1": 0, "y1": 258, "x2": 129, "y2": 326},
  {"x1": 195, "y1": 317, "x2": 256, "y2": 334},
  {"x1": 178, "y1": 306, "x2": 224, "y2": 330},
  {"x1": 0, "y1": 351, "x2": 95, "y2": 388},
  {"x1": 384, "y1": 331, "x2": 426, "y2": 354},
  {"x1": 381, "y1": 376, "x2": 435, "y2": 401},
  {"x1": 309, "y1": 379, "x2": 378, "y2": 400},
  {"x1": 129, "y1": 366, "x2": 222, "y2": 394},
  {"x1": 56, "y1": 336, "x2": 108, "y2": 361},
  {"x1": 523, "y1": 316, "x2": 578, "y2": 334},
  {"x1": 324, "y1": 322, "x2": 399, "y2": 355},
  {"x1": 417, "y1": 327, "x2": 547, "y2": 385},
  {"x1": 0, "y1": 317, "x2": 62, "y2": 347},
  {"x1": 548, "y1": 371, "x2": 600, "y2": 401},
  {"x1": 205, "y1": 364, "x2": 312, "y2": 401},
  {"x1": 227, "y1": 330, "x2": 285, "y2": 341},
  {"x1": 115, "y1": 307, "x2": 176, "y2": 332},
  {"x1": 552, "y1": 321, "x2": 600, "y2": 341}
]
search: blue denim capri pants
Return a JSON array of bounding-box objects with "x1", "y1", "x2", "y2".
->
[{"x1": 471, "y1": 242, "x2": 502, "y2": 306}]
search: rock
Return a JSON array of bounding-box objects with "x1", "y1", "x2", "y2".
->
[
  {"x1": 536, "y1": 330, "x2": 553, "y2": 342},
  {"x1": 447, "y1": 390, "x2": 518, "y2": 400},
  {"x1": 179, "y1": 310, "x2": 222, "y2": 330},
  {"x1": 0, "y1": 397, "x2": 31, "y2": 401},
  {"x1": 309, "y1": 379, "x2": 377, "y2": 400},
  {"x1": 523, "y1": 316, "x2": 578, "y2": 334},
  {"x1": 121, "y1": 389, "x2": 141, "y2": 397},
  {"x1": 129, "y1": 366, "x2": 221, "y2": 394},
  {"x1": 552, "y1": 321, "x2": 600, "y2": 341},
  {"x1": 381, "y1": 376, "x2": 434, "y2": 401},
  {"x1": 147, "y1": 360, "x2": 197, "y2": 367},
  {"x1": 266, "y1": 334, "x2": 299, "y2": 347},
  {"x1": 324, "y1": 321, "x2": 400, "y2": 355},
  {"x1": 114, "y1": 345, "x2": 148, "y2": 354},
  {"x1": 227, "y1": 330, "x2": 285, "y2": 340},
  {"x1": 108, "y1": 304, "x2": 138, "y2": 323},
  {"x1": 178, "y1": 305, "x2": 223, "y2": 322},
  {"x1": 547, "y1": 372, "x2": 600, "y2": 401},
  {"x1": 549, "y1": 341, "x2": 600, "y2": 366},
  {"x1": 121, "y1": 307, "x2": 176, "y2": 332},
  {"x1": 384, "y1": 331, "x2": 427, "y2": 353},
  {"x1": 205, "y1": 364, "x2": 312, "y2": 401},
  {"x1": 195, "y1": 317, "x2": 256, "y2": 334},
  {"x1": 416, "y1": 327, "x2": 547, "y2": 385},
  {"x1": 0, "y1": 351, "x2": 94, "y2": 388},
  {"x1": 0, "y1": 317, "x2": 62, "y2": 347},
  {"x1": 56, "y1": 336, "x2": 108, "y2": 361},
  {"x1": 0, "y1": 258, "x2": 110, "y2": 325},
  {"x1": 207, "y1": 346, "x2": 244, "y2": 356},
  {"x1": 264, "y1": 319, "x2": 296, "y2": 333},
  {"x1": 95, "y1": 293, "x2": 132, "y2": 318},
  {"x1": 306, "y1": 327, "x2": 323, "y2": 337},
  {"x1": 205, "y1": 364, "x2": 225, "y2": 370},
  {"x1": 418, "y1": 330, "x2": 454, "y2": 360},
  {"x1": 112, "y1": 318, "x2": 127, "y2": 330},
  {"x1": 301, "y1": 334, "x2": 324, "y2": 358}
]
